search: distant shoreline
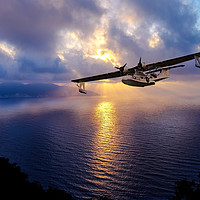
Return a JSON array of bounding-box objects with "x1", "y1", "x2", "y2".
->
[{"x1": 0, "y1": 82, "x2": 99, "y2": 98}]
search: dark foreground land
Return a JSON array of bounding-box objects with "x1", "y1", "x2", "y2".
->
[
  {"x1": 0, "y1": 157, "x2": 74, "y2": 200},
  {"x1": 0, "y1": 157, "x2": 199, "y2": 200}
]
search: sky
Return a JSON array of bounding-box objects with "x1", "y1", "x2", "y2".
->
[{"x1": 0, "y1": 0, "x2": 200, "y2": 85}]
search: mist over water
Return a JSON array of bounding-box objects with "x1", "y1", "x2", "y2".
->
[{"x1": 0, "y1": 96, "x2": 200, "y2": 200}]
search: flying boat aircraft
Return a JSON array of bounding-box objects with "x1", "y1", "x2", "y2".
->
[{"x1": 72, "y1": 52, "x2": 200, "y2": 94}]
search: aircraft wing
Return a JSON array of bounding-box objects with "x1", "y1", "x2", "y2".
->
[
  {"x1": 72, "y1": 52, "x2": 200, "y2": 83},
  {"x1": 143, "y1": 52, "x2": 200, "y2": 71},
  {"x1": 72, "y1": 71, "x2": 122, "y2": 83}
]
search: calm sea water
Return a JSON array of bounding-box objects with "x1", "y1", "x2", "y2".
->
[{"x1": 0, "y1": 96, "x2": 200, "y2": 200}]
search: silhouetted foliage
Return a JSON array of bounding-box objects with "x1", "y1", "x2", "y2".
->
[
  {"x1": 0, "y1": 157, "x2": 74, "y2": 200},
  {"x1": 47, "y1": 187, "x2": 74, "y2": 200},
  {"x1": 88, "y1": 196, "x2": 112, "y2": 200},
  {"x1": 170, "y1": 172, "x2": 200, "y2": 200},
  {"x1": 8, "y1": 156, "x2": 200, "y2": 200}
]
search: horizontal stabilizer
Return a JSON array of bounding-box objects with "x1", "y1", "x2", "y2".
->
[{"x1": 146, "y1": 65, "x2": 184, "y2": 74}]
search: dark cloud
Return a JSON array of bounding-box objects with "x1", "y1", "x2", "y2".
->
[
  {"x1": 102, "y1": 0, "x2": 200, "y2": 73},
  {"x1": 0, "y1": 0, "x2": 105, "y2": 82},
  {"x1": 18, "y1": 57, "x2": 68, "y2": 74},
  {"x1": 0, "y1": 65, "x2": 7, "y2": 78},
  {"x1": 61, "y1": 50, "x2": 114, "y2": 79},
  {"x1": 0, "y1": 0, "x2": 103, "y2": 52},
  {"x1": 107, "y1": 24, "x2": 143, "y2": 65},
  {"x1": 124, "y1": 0, "x2": 200, "y2": 53}
]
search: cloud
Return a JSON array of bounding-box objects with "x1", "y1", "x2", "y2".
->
[
  {"x1": 0, "y1": 0, "x2": 199, "y2": 83},
  {"x1": 110, "y1": 0, "x2": 200, "y2": 54},
  {"x1": 0, "y1": 0, "x2": 103, "y2": 53},
  {"x1": 18, "y1": 57, "x2": 67, "y2": 74},
  {"x1": 0, "y1": 65, "x2": 7, "y2": 78},
  {"x1": 101, "y1": 0, "x2": 200, "y2": 77},
  {"x1": 0, "y1": 0, "x2": 105, "y2": 82}
]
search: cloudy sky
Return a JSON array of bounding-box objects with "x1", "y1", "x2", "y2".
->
[{"x1": 0, "y1": 0, "x2": 200, "y2": 84}]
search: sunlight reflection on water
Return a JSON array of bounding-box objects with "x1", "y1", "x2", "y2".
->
[
  {"x1": 88, "y1": 101, "x2": 124, "y2": 197},
  {"x1": 0, "y1": 97, "x2": 200, "y2": 200},
  {"x1": 94, "y1": 101, "x2": 118, "y2": 146}
]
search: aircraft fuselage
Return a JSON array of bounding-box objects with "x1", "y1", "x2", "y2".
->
[{"x1": 122, "y1": 68, "x2": 169, "y2": 87}]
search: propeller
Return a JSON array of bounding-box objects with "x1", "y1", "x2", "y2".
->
[
  {"x1": 115, "y1": 63, "x2": 127, "y2": 75},
  {"x1": 115, "y1": 57, "x2": 144, "y2": 76}
]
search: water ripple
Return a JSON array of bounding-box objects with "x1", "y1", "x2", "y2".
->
[{"x1": 0, "y1": 98, "x2": 200, "y2": 200}]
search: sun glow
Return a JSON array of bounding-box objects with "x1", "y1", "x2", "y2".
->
[
  {"x1": 85, "y1": 29, "x2": 120, "y2": 66},
  {"x1": 148, "y1": 32, "x2": 164, "y2": 48},
  {"x1": 0, "y1": 43, "x2": 16, "y2": 58},
  {"x1": 57, "y1": 53, "x2": 65, "y2": 61},
  {"x1": 59, "y1": 29, "x2": 120, "y2": 66},
  {"x1": 90, "y1": 49, "x2": 120, "y2": 66}
]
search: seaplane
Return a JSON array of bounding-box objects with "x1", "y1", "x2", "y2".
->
[{"x1": 72, "y1": 52, "x2": 200, "y2": 94}]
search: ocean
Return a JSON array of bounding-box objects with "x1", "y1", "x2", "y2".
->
[{"x1": 0, "y1": 96, "x2": 200, "y2": 200}]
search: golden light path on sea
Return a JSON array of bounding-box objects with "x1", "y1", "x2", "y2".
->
[{"x1": 90, "y1": 101, "x2": 120, "y2": 187}]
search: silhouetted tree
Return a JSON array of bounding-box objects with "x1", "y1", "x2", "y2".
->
[
  {"x1": 47, "y1": 187, "x2": 74, "y2": 200},
  {"x1": 170, "y1": 172, "x2": 200, "y2": 200},
  {"x1": 0, "y1": 157, "x2": 74, "y2": 200},
  {"x1": 88, "y1": 196, "x2": 112, "y2": 200}
]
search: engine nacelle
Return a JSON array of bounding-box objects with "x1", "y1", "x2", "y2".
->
[
  {"x1": 142, "y1": 62, "x2": 146, "y2": 68},
  {"x1": 137, "y1": 62, "x2": 147, "y2": 70},
  {"x1": 123, "y1": 66, "x2": 129, "y2": 74}
]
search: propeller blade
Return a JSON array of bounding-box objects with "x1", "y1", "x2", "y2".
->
[
  {"x1": 137, "y1": 57, "x2": 143, "y2": 70},
  {"x1": 115, "y1": 63, "x2": 127, "y2": 73},
  {"x1": 122, "y1": 63, "x2": 127, "y2": 68}
]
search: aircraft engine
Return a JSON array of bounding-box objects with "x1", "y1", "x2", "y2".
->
[
  {"x1": 115, "y1": 63, "x2": 128, "y2": 75},
  {"x1": 142, "y1": 62, "x2": 146, "y2": 69},
  {"x1": 136, "y1": 58, "x2": 146, "y2": 71},
  {"x1": 123, "y1": 65, "x2": 129, "y2": 73}
]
